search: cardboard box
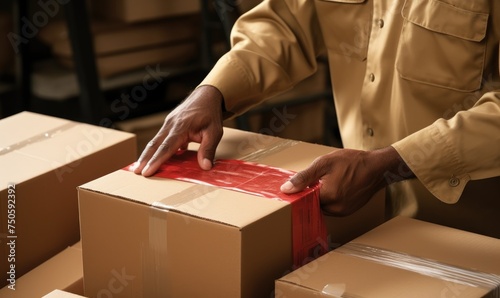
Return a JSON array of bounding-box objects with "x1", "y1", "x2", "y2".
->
[
  {"x1": 43, "y1": 290, "x2": 87, "y2": 298},
  {"x1": 276, "y1": 216, "x2": 500, "y2": 297},
  {"x1": 91, "y1": 0, "x2": 200, "y2": 23},
  {"x1": 78, "y1": 128, "x2": 385, "y2": 297},
  {"x1": 40, "y1": 16, "x2": 199, "y2": 57},
  {"x1": 0, "y1": 112, "x2": 136, "y2": 287},
  {"x1": 58, "y1": 41, "x2": 198, "y2": 78},
  {"x1": 0, "y1": 242, "x2": 83, "y2": 297}
]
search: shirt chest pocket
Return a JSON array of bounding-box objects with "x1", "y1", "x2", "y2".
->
[
  {"x1": 315, "y1": 0, "x2": 370, "y2": 63},
  {"x1": 396, "y1": 0, "x2": 489, "y2": 92}
]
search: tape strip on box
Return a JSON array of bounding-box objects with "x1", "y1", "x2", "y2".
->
[
  {"x1": 133, "y1": 139, "x2": 327, "y2": 294},
  {"x1": 331, "y1": 243, "x2": 500, "y2": 297},
  {"x1": 142, "y1": 150, "x2": 328, "y2": 267},
  {"x1": 0, "y1": 122, "x2": 77, "y2": 156}
]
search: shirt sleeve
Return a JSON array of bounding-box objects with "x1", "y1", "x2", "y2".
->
[
  {"x1": 199, "y1": 0, "x2": 325, "y2": 116},
  {"x1": 392, "y1": 90, "x2": 500, "y2": 204}
]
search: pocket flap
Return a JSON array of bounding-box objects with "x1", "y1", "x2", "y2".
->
[{"x1": 402, "y1": 0, "x2": 488, "y2": 42}]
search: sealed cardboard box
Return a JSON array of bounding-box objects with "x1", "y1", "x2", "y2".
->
[
  {"x1": 0, "y1": 242, "x2": 83, "y2": 297},
  {"x1": 43, "y1": 290, "x2": 87, "y2": 298},
  {"x1": 91, "y1": 0, "x2": 200, "y2": 23},
  {"x1": 275, "y1": 216, "x2": 500, "y2": 297},
  {"x1": 78, "y1": 128, "x2": 384, "y2": 297},
  {"x1": 0, "y1": 112, "x2": 136, "y2": 287}
]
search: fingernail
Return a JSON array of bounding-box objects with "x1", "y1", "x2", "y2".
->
[
  {"x1": 280, "y1": 181, "x2": 294, "y2": 193},
  {"x1": 201, "y1": 158, "x2": 212, "y2": 170},
  {"x1": 129, "y1": 162, "x2": 138, "y2": 171},
  {"x1": 142, "y1": 164, "x2": 150, "y2": 176}
]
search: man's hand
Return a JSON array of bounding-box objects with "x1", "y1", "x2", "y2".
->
[
  {"x1": 132, "y1": 85, "x2": 225, "y2": 176},
  {"x1": 280, "y1": 146, "x2": 414, "y2": 216}
]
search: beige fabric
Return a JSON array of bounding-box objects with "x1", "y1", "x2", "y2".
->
[{"x1": 200, "y1": 0, "x2": 500, "y2": 236}]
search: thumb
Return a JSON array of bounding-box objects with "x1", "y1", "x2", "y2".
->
[
  {"x1": 281, "y1": 157, "x2": 327, "y2": 193},
  {"x1": 280, "y1": 169, "x2": 319, "y2": 194},
  {"x1": 197, "y1": 129, "x2": 222, "y2": 170}
]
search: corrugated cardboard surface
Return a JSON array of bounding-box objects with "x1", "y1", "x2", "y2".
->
[
  {"x1": 43, "y1": 289, "x2": 87, "y2": 298},
  {"x1": 0, "y1": 112, "x2": 136, "y2": 287},
  {"x1": 0, "y1": 242, "x2": 83, "y2": 297},
  {"x1": 78, "y1": 127, "x2": 385, "y2": 297},
  {"x1": 276, "y1": 217, "x2": 500, "y2": 297}
]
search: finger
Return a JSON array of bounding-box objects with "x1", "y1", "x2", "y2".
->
[
  {"x1": 280, "y1": 158, "x2": 327, "y2": 194},
  {"x1": 132, "y1": 137, "x2": 163, "y2": 174},
  {"x1": 197, "y1": 126, "x2": 223, "y2": 170},
  {"x1": 142, "y1": 134, "x2": 186, "y2": 177}
]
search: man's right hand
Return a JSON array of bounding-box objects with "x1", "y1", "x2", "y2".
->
[{"x1": 132, "y1": 85, "x2": 225, "y2": 176}]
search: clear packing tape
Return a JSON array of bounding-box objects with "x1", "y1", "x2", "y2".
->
[
  {"x1": 321, "y1": 242, "x2": 500, "y2": 297},
  {"x1": 0, "y1": 122, "x2": 77, "y2": 156},
  {"x1": 138, "y1": 149, "x2": 329, "y2": 267}
]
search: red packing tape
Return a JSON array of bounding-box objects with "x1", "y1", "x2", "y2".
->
[{"x1": 125, "y1": 150, "x2": 328, "y2": 267}]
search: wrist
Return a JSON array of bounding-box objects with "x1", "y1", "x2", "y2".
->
[
  {"x1": 195, "y1": 85, "x2": 232, "y2": 120},
  {"x1": 372, "y1": 146, "x2": 415, "y2": 186}
]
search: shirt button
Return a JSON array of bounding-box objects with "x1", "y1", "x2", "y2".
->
[
  {"x1": 449, "y1": 177, "x2": 460, "y2": 187},
  {"x1": 377, "y1": 19, "x2": 384, "y2": 28},
  {"x1": 369, "y1": 73, "x2": 375, "y2": 82},
  {"x1": 367, "y1": 128, "x2": 374, "y2": 136}
]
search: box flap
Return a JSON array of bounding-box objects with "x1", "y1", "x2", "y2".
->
[
  {"x1": 0, "y1": 111, "x2": 70, "y2": 148},
  {"x1": 257, "y1": 142, "x2": 334, "y2": 171},
  {"x1": 79, "y1": 169, "x2": 289, "y2": 228},
  {"x1": 0, "y1": 112, "x2": 135, "y2": 189},
  {"x1": 278, "y1": 217, "x2": 500, "y2": 297},
  {"x1": 351, "y1": 216, "x2": 500, "y2": 275}
]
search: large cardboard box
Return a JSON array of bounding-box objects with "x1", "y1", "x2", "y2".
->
[
  {"x1": 0, "y1": 242, "x2": 83, "y2": 297},
  {"x1": 0, "y1": 112, "x2": 136, "y2": 287},
  {"x1": 91, "y1": 0, "x2": 200, "y2": 23},
  {"x1": 78, "y1": 128, "x2": 385, "y2": 297},
  {"x1": 43, "y1": 290, "x2": 87, "y2": 298},
  {"x1": 276, "y1": 216, "x2": 500, "y2": 297}
]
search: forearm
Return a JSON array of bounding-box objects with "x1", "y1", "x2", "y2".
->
[
  {"x1": 199, "y1": 0, "x2": 324, "y2": 116},
  {"x1": 372, "y1": 146, "x2": 416, "y2": 186}
]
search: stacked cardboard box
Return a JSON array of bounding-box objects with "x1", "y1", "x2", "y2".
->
[
  {"x1": 38, "y1": 14, "x2": 199, "y2": 78},
  {"x1": 0, "y1": 112, "x2": 136, "y2": 288},
  {"x1": 0, "y1": 242, "x2": 83, "y2": 297},
  {"x1": 276, "y1": 216, "x2": 500, "y2": 297},
  {"x1": 78, "y1": 127, "x2": 385, "y2": 297}
]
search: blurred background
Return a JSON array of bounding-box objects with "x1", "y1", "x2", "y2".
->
[{"x1": 0, "y1": 0, "x2": 342, "y2": 155}]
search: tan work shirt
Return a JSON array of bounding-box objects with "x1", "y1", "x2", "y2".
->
[{"x1": 201, "y1": 0, "x2": 500, "y2": 236}]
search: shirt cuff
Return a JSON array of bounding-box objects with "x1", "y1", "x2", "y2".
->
[{"x1": 392, "y1": 122, "x2": 470, "y2": 204}]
